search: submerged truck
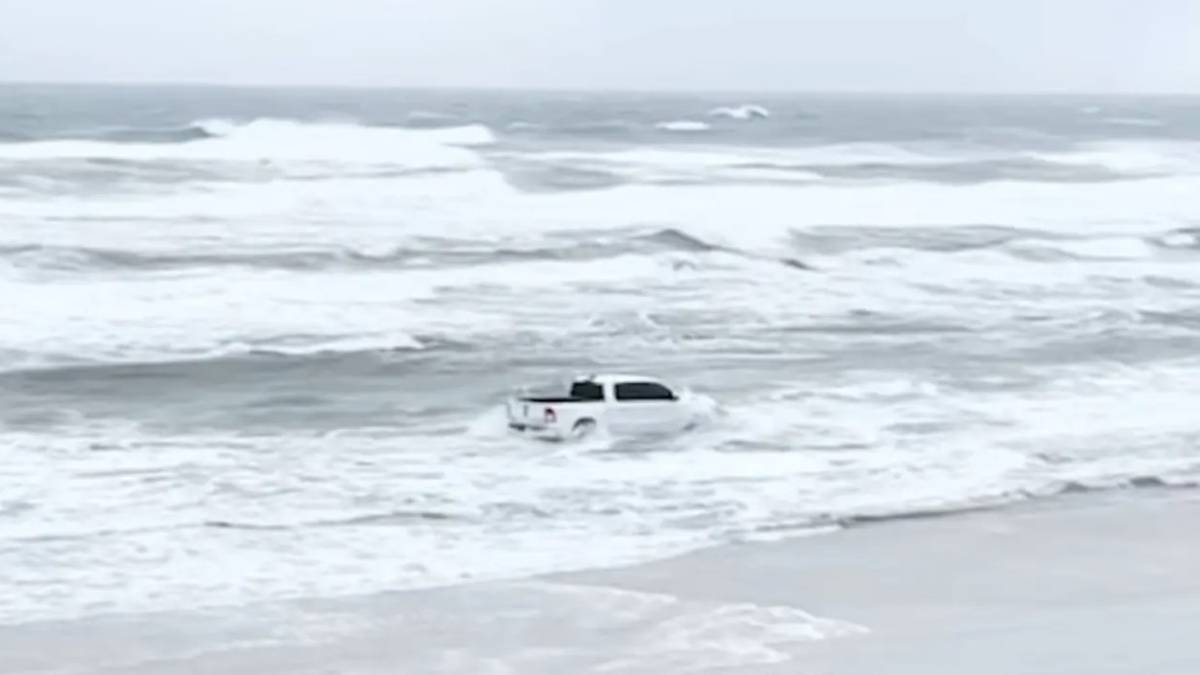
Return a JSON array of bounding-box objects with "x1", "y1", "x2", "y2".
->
[{"x1": 505, "y1": 373, "x2": 708, "y2": 440}]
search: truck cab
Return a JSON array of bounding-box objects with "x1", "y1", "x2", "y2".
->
[{"x1": 506, "y1": 373, "x2": 697, "y2": 440}]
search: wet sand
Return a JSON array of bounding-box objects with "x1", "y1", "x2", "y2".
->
[
  {"x1": 5, "y1": 490, "x2": 1199, "y2": 674},
  {"x1": 564, "y1": 489, "x2": 1200, "y2": 674}
]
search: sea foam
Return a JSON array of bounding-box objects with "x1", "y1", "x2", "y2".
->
[
  {"x1": 708, "y1": 104, "x2": 771, "y2": 120},
  {"x1": 656, "y1": 120, "x2": 712, "y2": 132},
  {"x1": 0, "y1": 118, "x2": 496, "y2": 167}
]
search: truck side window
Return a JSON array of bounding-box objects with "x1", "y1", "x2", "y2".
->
[
  {"x1": 614, "y1": 382, "x2": 675, "y2": 401},
  {"x1": 569, "y1": 381, "x2": 605, "y2": 401}
]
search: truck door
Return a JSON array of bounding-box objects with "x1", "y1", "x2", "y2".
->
[{"x1": 609, "y1": 381, "x2": 682, "y2": 433}]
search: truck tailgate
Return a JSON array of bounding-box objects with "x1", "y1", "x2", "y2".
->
[{"x1": 506, "y1": 398, "x2": 546, "y2": 430}]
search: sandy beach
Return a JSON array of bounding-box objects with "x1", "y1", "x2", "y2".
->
[{"x1": 5, "y1": 488, "x2": 1198, "y2": 675}]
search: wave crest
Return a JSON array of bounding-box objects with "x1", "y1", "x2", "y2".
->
[
  {"x1": 655, "y1": 120, "x2": 712, "y2": 132},
  {"x1": 708, "y1": 104, "x2": 771, "y2": 120},
  {"x1": 0, "y1": 118, "x2": 496, "y2": 168}
]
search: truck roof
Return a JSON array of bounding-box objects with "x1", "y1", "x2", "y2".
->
[{"x1": 576, "y1": 373, "x2": 661, "y2": 385}]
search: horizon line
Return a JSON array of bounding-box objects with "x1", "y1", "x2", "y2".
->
[{"x1": 2, "y1": 78, "x2": 1198, "y2": 98}]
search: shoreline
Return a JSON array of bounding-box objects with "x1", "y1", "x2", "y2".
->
[
  {"x1": 4, "y1": 488, "x2": 1199, "y2": 674},
  {"x1": 561, "y1": 487, "x2": 1200, "y2": 673}
]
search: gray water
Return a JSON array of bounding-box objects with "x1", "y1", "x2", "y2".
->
[{"x1": 2, "y1": 85, "x2": 1200, "y2": 625}]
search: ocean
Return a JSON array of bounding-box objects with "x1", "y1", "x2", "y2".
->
[{"x1": 2, "y1": 84, "x2": 1200, "y2": 628}]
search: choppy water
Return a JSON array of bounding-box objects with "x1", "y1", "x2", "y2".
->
[{"x1": 3, "y1": 85, "x2": 1200, "y2": 625}]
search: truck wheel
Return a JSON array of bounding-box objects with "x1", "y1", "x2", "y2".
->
[{"x1": 571, "y1": 418, "x2": 597, "y2": 438}]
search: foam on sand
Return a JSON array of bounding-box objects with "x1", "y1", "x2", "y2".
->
[
  {"x1": 0, "y1": 579, "x2": 866, "y2": 674},
  {"x1": 563, "y1": 491, "x2": 1200, "y2": 675},
  {"x1": 528, "y1": 582, "x2": 867, "y2": 672}
]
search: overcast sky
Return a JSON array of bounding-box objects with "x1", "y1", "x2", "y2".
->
[{"x1": 1, "y1": 0, "x2": 1197, "y2": 92}]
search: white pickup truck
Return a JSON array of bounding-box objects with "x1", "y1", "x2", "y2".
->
[{"x1": 506, "y1": 373, "x2": 709, "y2": 440}]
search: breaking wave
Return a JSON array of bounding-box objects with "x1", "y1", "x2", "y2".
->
[
  {"x1": 0, "y1": 228, "x2": 739, "y2": 274},
  {"x1": 708, "y1": 104, "x2": 771, "y2": 120},
  {"x1": 656, "y1": 120, "x2": 712, "y2": 132},
  {"x1": 0, "y1": 118, "x2": 496, "y2": 167}
]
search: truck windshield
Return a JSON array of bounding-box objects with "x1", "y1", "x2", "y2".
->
[{"x1": 569, "y1": 381, "x2": 605, "y2": 401}]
